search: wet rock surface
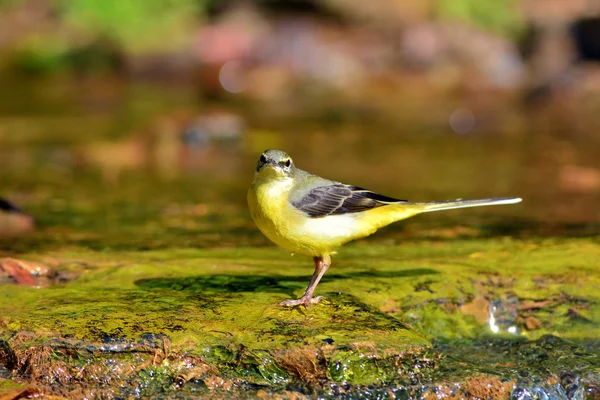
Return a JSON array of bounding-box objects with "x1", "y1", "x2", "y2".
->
[{"x1": 0, "y1": 241, "x2": 598, "y2": 399}]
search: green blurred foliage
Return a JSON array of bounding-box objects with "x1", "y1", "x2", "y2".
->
[
  {"x1": 10, "y1": 36, "x2": 70, "y2": 74},
  {"x1": 59, "y1": 0, "x2": 205, "y2": 53},
  {"x1": 12, "y1": 37, "x2": 125, "y2": 74},
  {"x1": 435, "y1": 0, "x2": 523, "y2": 37},
  {"x1": 0, "y1": 0, "x2": 20, "y2": 7},
  {"x1": 4, "y1": 0, "x2": 207, "y2": 74}
]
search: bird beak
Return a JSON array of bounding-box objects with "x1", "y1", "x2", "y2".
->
[{"x1": 257, "y1": 158, "x2": 276, "y2": 172}]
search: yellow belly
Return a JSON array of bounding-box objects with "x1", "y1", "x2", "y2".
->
[{"x1": 248, "y1": 182, "x2": 323, "y2": 256}]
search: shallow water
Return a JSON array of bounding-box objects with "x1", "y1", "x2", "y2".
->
[{"x1": 0, "y1": 77, "x2": 599, "y2": 398}]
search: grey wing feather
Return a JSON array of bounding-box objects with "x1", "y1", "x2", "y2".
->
[{"x1": 291, "y1": 183, "x2": 407, "y2": 218}]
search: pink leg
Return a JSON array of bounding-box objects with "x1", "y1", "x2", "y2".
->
[{"x1": 280, "y1": 255, "x2": 331, "y2": 307}]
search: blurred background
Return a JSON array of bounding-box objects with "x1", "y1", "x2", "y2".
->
[{"x1": 1, "y1": 0, "x2": 600, "y2": 245}]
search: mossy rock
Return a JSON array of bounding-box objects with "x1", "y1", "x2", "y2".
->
[
  {"x1": 1, "y1": 240, "x2": 599, "y2": 398},
  {"x1": 0, "y1": 250, "x2": 432, "y2": 397}
]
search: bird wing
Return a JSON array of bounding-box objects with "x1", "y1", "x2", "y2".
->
[{"x1": 291, "y1": 184, "x2": 407, "y2": 218}]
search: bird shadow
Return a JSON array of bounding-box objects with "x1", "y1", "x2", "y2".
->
[{"x1": 134, "y1": 268, "x2": 438, "y2": 297}]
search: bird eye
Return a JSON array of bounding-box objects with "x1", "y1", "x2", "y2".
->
[
  {"x1": 260, "y1": 154, "x2": 266, "y2": 163},
  {"x1": 284, "y1": 159, "x2": 291, "y2": 167}
]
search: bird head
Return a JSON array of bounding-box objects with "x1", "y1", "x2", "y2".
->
[{"x1": 255, "y1": 149, "x2": 295, "y2": 180}]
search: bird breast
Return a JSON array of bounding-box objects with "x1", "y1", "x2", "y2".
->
[{"x1": 249, "y1": 179, "x2": 380, "y2": 256}]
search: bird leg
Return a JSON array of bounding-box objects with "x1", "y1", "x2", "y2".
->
[{"x1": 280, "y1": 255, "x2": 331, "y2": 307}]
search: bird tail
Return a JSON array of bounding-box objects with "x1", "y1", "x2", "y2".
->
[
  {"x1": 364, "y1": 197, "x2": 521, "y2": 231},
  {"x1": 417, "y1": 197, "x2": 522, "y2": 213}
]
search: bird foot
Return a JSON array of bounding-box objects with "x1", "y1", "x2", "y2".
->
[{"x1": 279, "y1": 295, "x2": 323, "y2": 308}]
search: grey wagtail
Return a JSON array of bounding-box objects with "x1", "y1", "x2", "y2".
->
[{"x1": 248, "y1": 149, "x2": 522, "y2": 307}]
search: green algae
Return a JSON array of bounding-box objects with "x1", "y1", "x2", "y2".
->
[
  {"x1": 0, "y1": 239, "x2": 599, "y2": 397},
  {"x1": 0, "y1": 249, "x2": 431, "y2": 350}
]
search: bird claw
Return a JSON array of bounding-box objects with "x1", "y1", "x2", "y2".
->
[{"x1": 279, "y1": 295, "x2": 323, "y2": 308}]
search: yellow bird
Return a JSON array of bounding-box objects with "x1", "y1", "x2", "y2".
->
[{"x1": 248, "y1": 149, "x2": 521, "y2": 307}]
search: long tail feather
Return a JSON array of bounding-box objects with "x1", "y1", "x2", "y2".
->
[{"x1": 417, "y1": 197, "x2": 522, "y2": 213}]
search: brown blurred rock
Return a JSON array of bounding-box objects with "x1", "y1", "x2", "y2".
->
[
  {"x1": 524, "y1": 316, "x2": 542, "y2": 330},
  {"x1": 520, "y1": 0, "x2": 594, "y2": 25},
  {"x1": 403, "y1": 22, "x2": 525, "y2": 89},
  {"x1": 321, "y1": 0, "x2": 431, "y2": 26},
  {"x1": 0, "y1": 257, "x2": 49, "y2": 286},
  {"x1": 559, "y1": 164, "x2": 600, "y2": 192},
  {"x1": 0, "y1": 199, "x2": 35, "y2": 237},
  {"x1": 460, "y1": 295, "x2": 490, "y2": 325},
  {"x1": 77, "y1": 108, "x2": 245, "y2": 182}
]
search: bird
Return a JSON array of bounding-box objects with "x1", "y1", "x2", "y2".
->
[{"x1": 247, "y1": 149, "x2": 522, "y2": 307}]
